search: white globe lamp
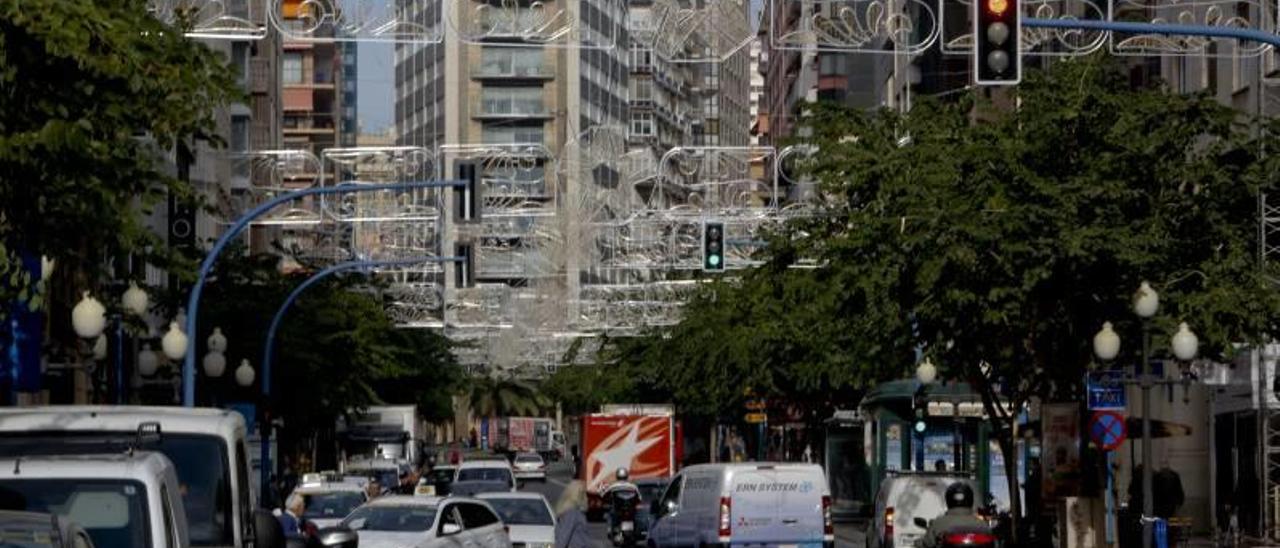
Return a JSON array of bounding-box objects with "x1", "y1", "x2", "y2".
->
[
  {"x1": 1171, "y1": 322, "x2": 1199, "y2": 361},
  {"x1": 203, "y1": 351, "x2": 227, "y2": 378},
  {"x1": 916, "y1": 358, "x2": 938, "y2": 385},
  {"x1": 71, "y1": 292, "x2": 106, "y2": 339},
  {"x1": 1093, "y1": 322, "x2": 1121, "y2": 361},
  {"x1": 1133, "y1": 281, "x2": 1160, "y2": 319},
  {"x1": 235, "y1": 359, "x2": 256, "y2": 387},
  {"x1": 207, "y1": 327, "x2": 228, "y2": 353},
  {"x1": 121, "y1": 282, "x2": 149, "y2": 317},
  {"x1": 137, "y1": 344, "x2": 159, "y2": 377},
  {"x1": 161, "y1": 322, "x2": 188, "y2": 360}
]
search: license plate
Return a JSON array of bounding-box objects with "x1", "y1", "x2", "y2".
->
[{"x1": 621, "y1": 522, "x2": 634, "y2": 531}]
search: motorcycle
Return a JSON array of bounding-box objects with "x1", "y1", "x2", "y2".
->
[
  {"x1": 913, "y1": 516, "x2": 998, "y2": 548},
  {"x1": 605, "y1": 484, "x2": 642, "y2": 547}
]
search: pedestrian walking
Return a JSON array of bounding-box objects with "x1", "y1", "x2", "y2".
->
[
  {"x1": 276, "y1": 493, "x2": 306, "y2": 539},
  {"x1": 554, "y1": 480, "x2": 596, "y2": 548},
  {"x1": 1153, "y1": 461, "x2": 1185, "y2": 519}
]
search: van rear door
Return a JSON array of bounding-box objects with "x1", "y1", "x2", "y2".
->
[{"x1": 727, "y1": 465, "x2": 826, "y2": 546}]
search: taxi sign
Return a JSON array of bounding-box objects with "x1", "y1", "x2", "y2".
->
[
  {"x1": 744, "y1": 412, "x2": 768, "y2": 424},
  {"x1": 415, "y1": 484, "x2": 436, "y2": 496}
]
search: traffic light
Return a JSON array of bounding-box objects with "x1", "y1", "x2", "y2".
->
[
  {"x1": 703, "y1": 221, "x2": 725, "y2": 271},
  {"x1": 912, "y1": 387, "x2": 928, "y2": 434},
  {"x1": 454, "y1": 160, "x2": 481, "y2": 222},
  {"x1": 973, "y1": 0, "x2": 1020, "y2": 85}
]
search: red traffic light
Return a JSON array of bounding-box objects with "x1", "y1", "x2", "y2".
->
[{"x1": 986, "y1": 0, "x2": 1009, "y2": 15}]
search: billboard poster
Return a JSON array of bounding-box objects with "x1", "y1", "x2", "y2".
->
[
  {"x1": 1041, "y1": 403, "x2": 1081, "y2": 500},
  {"x1": 884, "y1": 424, "x2": 903, "y2": 471}
]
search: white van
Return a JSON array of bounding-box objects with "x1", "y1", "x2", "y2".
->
[
  {"x1": 0, "y1": 406, "x2": 254, "y2": 548},
  {"x1": 865, "y1": 472, "x2": 976, "y2": 548},
  {"x1": 648, "y1": 463, "x2": 834, "y2": 548},
  {"x1": 0, "y1": 451, "x2": 190, "y2": 548}
]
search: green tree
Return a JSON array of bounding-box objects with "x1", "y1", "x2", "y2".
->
[
  {"x1": 465, "y1": 374, "x2": 550, "y2": 418},
  {"x1": 0, "y1": 0, "x2": 238, "y2": 311},
  {"x1": 194, "y1": 252, "x2": 461, "y2": 440},
  {"x1": 784, "y1": 55, "x2": 1280, "y2": 530}
]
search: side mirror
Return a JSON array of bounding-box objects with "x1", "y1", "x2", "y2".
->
[
  {"x1": 312, "y1": 527, "x2": 358, "y2": 548},
  {"x1": 441, "y1": 523, "x2": 463, "y2": 536},
  {"x1": 913, "y1": 517, "x2": 929, "y2": 529},
  {"x1": 254, "y1": 509, "x2": 286, "y2": 548}
]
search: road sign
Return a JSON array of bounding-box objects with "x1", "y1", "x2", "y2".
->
[
  {"x1": 744, "y1": 413, "x2": 767, "y2": 424},
  {"x1": 1089, "y1": 411, "x2": 1127, "y2": 452},
  {"x1": 1087, "y1": 370, "x2": 1127, "y2": 410},
  {"x1": 744, "y1": 399, "x2": 767, "y2": 411}
]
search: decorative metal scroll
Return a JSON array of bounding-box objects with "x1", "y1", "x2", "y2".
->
[
  {"x1": 940, "y1": 0, "x2": 1107, "y2": 55},
  {"x1": 269, "y1": 0, "x2": 444, "y2": 43},
  {"x1": 149, "y1": 0, "x2": 268, "y2": 39},
  {"x1": 321, "y1": 147, "x2": 441, "y2": 264},
  {"x1": 769, "y1": 0, "x2": 940, "y2": 55},
  {"x1": 1108, "y1": 0, "x2": 1273, "y2": 56},
  {"x1": 645, "y1": 0, "x2": 755, "y2": 63},
  {"x1": 384, "y1": 282, "x2": 446, "y2": 328},
  {"x1": 658, "y1": 147, "x2": 779, "y2": 213},
  {"x1": 576, "y1": 281, "x2": 699, "y2": 332},
  {"x1": 445, "y1": 0, "x2": 625, "y2": 49},
  {"x1": 235, "y1": 150, "x2": 326, "y2": 226}
]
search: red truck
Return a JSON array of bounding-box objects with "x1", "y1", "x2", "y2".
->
[{"x1": 580, "y1": 407, "x2": 683, "y2": 517}]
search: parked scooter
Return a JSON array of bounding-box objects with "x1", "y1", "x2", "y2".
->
[
  {"x1": 914, "y1": 483, "x2": 998, "y2": 548},
  {"x1": 604, "y1": 468, "x2": 642, "y2": 547}
]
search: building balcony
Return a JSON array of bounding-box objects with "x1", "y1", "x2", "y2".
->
[
  {"x1": 283, "y1": 112, "x2": 338, "y2": 135},
  {"x1": 472, "y1": 98, "x2": 554, "y2": 120},
  {"x1": 472, "y1": 64, "x2": 555, "y2": 81}
]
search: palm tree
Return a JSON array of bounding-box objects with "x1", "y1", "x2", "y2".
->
[{"x1": 465, "y1": 374, "x2": 552, "y2": 418}]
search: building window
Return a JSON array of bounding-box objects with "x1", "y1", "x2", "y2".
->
[
  {"x1": 481, "y1": 47, "x2": 545, "y2": 76},
  {"x1": 481, "y1": 87, "x2": 544, "y2": 115},
  {"x1": 230, "y1": 115, "x2": 249, "y2": 152},
  {"x1": 631, "y1": 112, "x2": 654, "y2": 137},
  {"x1": 283, "y1": 53, "x2": 303, "y2": 85},
  {"x1": 482, "y1": 124, "x2": 545, "y2": 144},
  {"x1": 630, "y1": 78, "x2": 652, "y2": 101}
]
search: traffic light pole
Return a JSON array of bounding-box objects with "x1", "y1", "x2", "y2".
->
[{"x1": 1021, "y1": 18, "x2": 1280, "y2": 49}]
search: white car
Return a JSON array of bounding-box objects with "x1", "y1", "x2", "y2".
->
[
  {"x1": 453, "y1": 459, "x2": 517, "y2": 492},
  {"x1": 648, "y1": 462, "x2": 834, "y2": 548},
  {"x1": 341, "y1": 495, "x2": 510, "y2": 548},
  {"x1": 865, "y1": 472, "x2": 976, "y2": 548},
  {"x1": 512, "y1": 452, "x2": 547, "y2": 481},
  {"x1": 477, "y1": 492, "x2": 556, "y2": 548},
  {"x1": 292, "y1": 481, "x2": 368, "y2": 528},
  {"x1": 0, "y1": 451, "x2": 190, "y2": 548}
]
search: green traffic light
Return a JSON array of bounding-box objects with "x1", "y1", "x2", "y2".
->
[
  {"x1": 709, "y1": 255, "x2": 721, "y2": 267},
  {"x1": 914, "y1": 420, "x2": 927, "y2": 433}
]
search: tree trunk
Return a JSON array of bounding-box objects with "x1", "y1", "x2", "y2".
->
[{"x1": 998, "y1": 417, "x2": 1023, "y2": 544}]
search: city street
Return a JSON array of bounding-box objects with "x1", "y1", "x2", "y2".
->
[{"x1": 520, "y1": 462, "x2": 866, "y2": 547}]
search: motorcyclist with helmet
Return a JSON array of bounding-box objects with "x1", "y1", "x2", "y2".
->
[
  {"x1": 603, "y1": 468, "x2": 642, "y2": 547},
  {"x1": 920, "y1": 482, "x2": 995, "y2": 548}
]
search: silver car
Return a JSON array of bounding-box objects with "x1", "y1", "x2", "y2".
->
[{"x1": 341, "y1": 495, "x2": 510, "y2": 548}]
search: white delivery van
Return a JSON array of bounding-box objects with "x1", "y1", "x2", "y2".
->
[
  {"x1": 0, "y1": 451, "x2": 190, "y2": 548},
  {"x1": 865, "y1": 472, "x2": 976, "y2": 548},
  {"x1": 0, "y1": 406, "x2": 254, "y2": 548},
  {"x1": 648, "y1": 463, "x2": 835, "y2": 548}
]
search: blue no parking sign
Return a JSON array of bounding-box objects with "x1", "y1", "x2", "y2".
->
[{"x1": 1089, "y1": 411, "x2": 1127, "y2": 452}]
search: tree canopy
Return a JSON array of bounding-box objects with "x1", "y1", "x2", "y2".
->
[{"x1": 0, "y1": 0, "x2": 239, "y2": 310}]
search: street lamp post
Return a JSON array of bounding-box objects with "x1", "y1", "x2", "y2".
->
[
  {"x1": 1092, "y1": 282, "x2": 1199, "y2": 548},
  {"x1": 71, "y1": 285, "x2": 179, "y2": 404}
]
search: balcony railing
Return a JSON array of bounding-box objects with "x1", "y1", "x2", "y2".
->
[
  {"x1": 473, "y1": 97, "x2": 552, "y2": 119},
  {"x1": 472, "y1": 63, "x2": 555, "y2": 80}
]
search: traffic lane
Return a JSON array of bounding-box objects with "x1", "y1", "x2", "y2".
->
[
  {"x1": 836, "y1": 521, "x2": 867, "y2": 547},
  {"x1": 519, "y1": 462, "x2": 613, "y2": 544}
]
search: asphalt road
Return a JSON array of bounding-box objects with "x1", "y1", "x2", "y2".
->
[{"x1": 518, "y1": 462, "x2": 867, "y2": 548}]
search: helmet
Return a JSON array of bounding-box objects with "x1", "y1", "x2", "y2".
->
[
  {"x1": 945, "y1": 482, "x2": 974, "y2": 509},
  {"x1": 616, "y1": 468, "x2": 630, "y2": 481}
]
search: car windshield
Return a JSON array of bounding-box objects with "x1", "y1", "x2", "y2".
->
[
  {"x1": 0, "y1": 432, "x2": 233, "y2": 546},
  {"x1": 342, "y1": 505, "x2": 437, "y2": 532},
  {"x1": 485, "y1": 498, "x2": 554, "y2": 526},
  {"x1": 303, "y1": 491, "x2": 364, "y2": 520},
  {"x1": 0, "y1": 479, "x2": 150, "y2": 548},
  {"x1": 515, "y1": 455, "x2": 541, "y2": 463},
  {"x1": 0, "y1": 516, "x2": 60, "y2": 548},
  {"x1": 428, "y1": 469, "x2": 455, "y2": 482},
  {"x1": 457, "y1": 468, "x2": 512, "y2": 483}
]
